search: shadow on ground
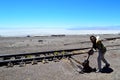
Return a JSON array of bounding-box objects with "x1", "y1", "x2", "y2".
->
[
  {"x1": 101, "y1": 66, "x2": 114, "y2": 73},
  {"x1": 76, "y1": 65, "x2": 114, "y2": 74}
]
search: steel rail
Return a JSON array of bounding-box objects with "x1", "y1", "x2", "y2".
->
[
  {"x1": 0, "y1": 51, "x2": 88, "y2": 66},
  {"x1": 1, "y1": 36, "x2": 120, "y2": 58},
  {"x1": 0, "y1": 43, "x2": 120, "y2": 59},
  {"x1": 0, "y1": 44, "x2": 119, "y2": 67},
  {"x1": 0, "y1": 47, "x2": 90, "y2": 58},
  {"x1": 0, "y1": 36, "x2": 120, "y2": 67}
]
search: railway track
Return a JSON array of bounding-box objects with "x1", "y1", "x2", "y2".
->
[
  {"x1": 0, "y1": 47, "x2": 90, "y2": 67},
  {"x1": 0, "y1": 44, "x2": 120, "y2": 67},
  {"x1": 0, "y1": 36, "x2": 120, "y2": 67}
]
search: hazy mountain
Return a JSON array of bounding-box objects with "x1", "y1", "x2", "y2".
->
[{"x1": 68, "y1": 26, "x2": 120, "y2": 30}]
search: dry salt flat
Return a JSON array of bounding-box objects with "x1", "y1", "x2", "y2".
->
[{"x1": 0, "y1": 34, "x2": 120, "y2": 80}]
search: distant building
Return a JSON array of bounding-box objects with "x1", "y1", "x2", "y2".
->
[{"x1": 51, "y1": 35, "x2": 65, "y2": 37}]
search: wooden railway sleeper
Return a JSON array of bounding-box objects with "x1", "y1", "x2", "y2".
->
[
  {"x1": 7, "y1": 62, "x2": 14, "y2": 68},
  {"x1": 42, "y1": 57, "x2": 48, "y2": 64},
  {"x1": 19, "y1": 59, "x2": 26, "y2": 67},
  {"x1": 53, "y1": 52, "x2": 59, "y2": 62},
  {"x1": 31, "y1": 59, "x2": 38, "y2": 65}
]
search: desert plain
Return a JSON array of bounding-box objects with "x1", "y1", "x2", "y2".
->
[{"x1": 0, "y1": 34, "x2": 120, "y2": 80}]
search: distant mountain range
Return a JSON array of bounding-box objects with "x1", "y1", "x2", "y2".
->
[{"x1": 68, "y1": 26, "x2": 120, "y2": 30}]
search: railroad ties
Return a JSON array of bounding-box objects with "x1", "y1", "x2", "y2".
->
[
  {"x1": 0, "y1": 48, "x2": 89, "y2": 68},
  {"x1": 0, "y1": 36, "x2": 120, "y2": 68}
]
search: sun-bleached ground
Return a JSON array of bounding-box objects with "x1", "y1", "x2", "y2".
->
[{"x1": 0, "y1": 34, "x2": 120, "y2": 80}]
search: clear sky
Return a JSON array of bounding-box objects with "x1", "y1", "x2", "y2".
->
[{"x1": 0, "y1": 0, "x2": 120, "y2": 30}]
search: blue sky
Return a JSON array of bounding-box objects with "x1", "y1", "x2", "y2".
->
[{"x1": 0, "y1": 0, "x2": 120, "y2": 30}]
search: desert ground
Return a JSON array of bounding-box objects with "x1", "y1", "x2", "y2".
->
[{"x1": 0, "y1": 34, "x2": 120, "y2": 80}]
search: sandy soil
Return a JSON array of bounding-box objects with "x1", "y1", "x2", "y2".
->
[{"x1": 0, "y1": 34, "x2": 120, "y2": 80}]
